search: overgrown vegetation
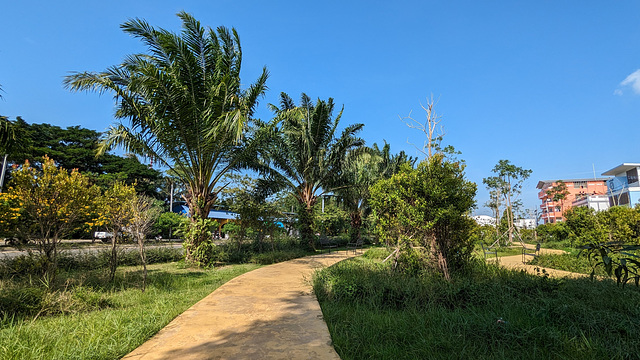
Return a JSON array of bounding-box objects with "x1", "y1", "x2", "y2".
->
[
  {"x1": 529, "y1": 253, "x2": 606, "y2": 276},
  {"x1": 370, "y1": 153, "x2": 477, "y2": 279},
  {"x1": 0, "y1": 261, "x2": 258, "y2": 360},
  {"x1": 315, "y1": 250, "x2": 640, "y2": 359}
]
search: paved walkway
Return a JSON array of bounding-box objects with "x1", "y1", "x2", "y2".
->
[
  {"x1": 490, "y1": 247, "x2": 588, "y2": 278},
  {"x1": 123, "y1": 251, "x2": 357, "y2": 360}
]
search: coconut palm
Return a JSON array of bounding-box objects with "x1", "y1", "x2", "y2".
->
[
  {"x1": 260, "y1": 92, "x2": 365, "y2": 248},
  {"x1": 64, "y1": 13, "x2": 268, "y2": 260}
]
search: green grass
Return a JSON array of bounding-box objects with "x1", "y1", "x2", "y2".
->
[
  {"x1": 474, "y1": 243, "x2": 522, "y2": 258},
  {"x1": 314, "y1": 250, "x2": 640, "y2": 359},
  {"x1": 529, "y1": 253, "x2": 611, "y2": 277},
  {"x1": 0, "y1": 262, "x2": 259, "y2": 360}
]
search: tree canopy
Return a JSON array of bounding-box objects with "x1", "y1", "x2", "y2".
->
[
  {"x1": 260, "y1": 92, "x2": 365, "y2": 248},
  {"x1": 64, "y1": 12, "x2": 268, "y2": 220}
]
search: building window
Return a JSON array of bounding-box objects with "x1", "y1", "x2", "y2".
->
[
  {"x1": 573, "y1": 181, "x2": 587, "y2": 189},
  {"x1": 611, "y1": 192, "x2": 630, "y2": 206},
  {"x1": 620, "y1": 192, "x2": 630, "y2": 206},
  {"x1": 627, "y1": 168, "x2": 639, "y2": 185}
]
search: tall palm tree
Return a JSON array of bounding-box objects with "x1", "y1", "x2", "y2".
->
[
  {"x1": 0, "y1": 116, "x2": 20, "y2": 192},
  {"x1": 261, "y1": 93, "x2": 364, "y2": 248},
  {"x1": 337, "y1": 143, "x2": 416, "y2": 243},
  {"x1": 64, "y1": 13, "x2": 268, "y2": 258},
  {"x1": 336, "y1": 150, "x2": 380, "y2": 243}
]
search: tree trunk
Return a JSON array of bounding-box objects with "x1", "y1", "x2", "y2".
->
[
  {"x1": 109, "y1": 235, "x2": 118, "y2": 282},
  {"x1": 350, "y1": 211, "x2": 362, "y2": 242},
  {"x1": 299, "y1": 205, "x2": 316, "y2": 250},
  {"x1": 138, "y1": 236, "x2": 147, "y2": 292},
  {"x1": 183, "y1": 188, "x2": 216, "y2": 263}
]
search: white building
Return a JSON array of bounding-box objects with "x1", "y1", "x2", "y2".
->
[
  {"x1": 471, "y1": 215, "x2": 497, "y2": 226},
  {"x1": 514, "y1": 218, "x2": 536, "y2": 229},
  {"x1": 571, "y1": 194, "x2": 610, "y2": 212}
]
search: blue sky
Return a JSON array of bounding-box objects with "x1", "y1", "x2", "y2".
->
[{"x1": 1, "y1": 1, "x2": 639, "y2": 215}]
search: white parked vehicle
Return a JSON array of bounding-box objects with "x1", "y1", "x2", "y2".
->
[{"x1": 94, "y1": 232, "x2": 114, "y2": 242}]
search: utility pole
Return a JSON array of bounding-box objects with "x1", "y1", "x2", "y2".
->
[{"x1": 0, "y1": 154, "x2": 7, "y2": 192}]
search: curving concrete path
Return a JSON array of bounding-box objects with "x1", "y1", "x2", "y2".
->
[{"x1": 122, "y1": 251, "x2": 357, "y2": 360}]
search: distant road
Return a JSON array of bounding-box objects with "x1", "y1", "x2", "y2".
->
[{"x1": 0, "y1": 242, "x2": 184, "y2": 260}]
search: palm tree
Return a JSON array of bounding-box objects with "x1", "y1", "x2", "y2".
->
[
  {"x1": 261, "y1": 93, "x2": 365, "y2": 249},
  {"x1": 64, "y1": 13, "x2": 268, "y2": 260},
  {"x1": 372, "y1": 141, "x2": 417, "y2": 179},
  {"x1": 336, "y1": 150, "x2": 380, "y2": 243},
  {"x1": 337, "y1": 143, "x2": 416, "y2": 243}
]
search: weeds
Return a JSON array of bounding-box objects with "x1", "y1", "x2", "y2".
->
[
  {"x1": 315, "y1": 249, "x2": 640, "y2": 359},
  {"x1": 0, "y1": 262, "x2": 259, "y2": 360}
]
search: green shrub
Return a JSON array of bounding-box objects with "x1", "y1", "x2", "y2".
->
[
  {"x1": 0, "y1": 254, "x2": 48, "y2": 276},
  {"x1": 1, "y1": 247, "x2": 184, "y2": 279},
  {"x1": 0, "y1": 287, "x2": 45, "y2": 319},
  {"x1": 153, "y1": 212, "x2": 188, "y2": 238}
]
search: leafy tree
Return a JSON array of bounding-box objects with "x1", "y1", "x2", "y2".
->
[
  {"x1": 64, "y1": 12, "x2": 268, "y2": 263},
  {"x1": 154, "y1": 212, "x2": 188, "y2": 239},
  {"x1": 535, "y1": 222, "x2": 569, "y2": 243},
  {"x1": 484, "y1": 160, "x2": 531, "y2": 245},
  {"x1": 95, "y1": 182, "x2": 137, "y2": 281},
  {"x1": 566, "y1": 205, "x2": 640, "y2": 246},
  {"x1": 564, "y1": 207, "x2": 604, "y2": 246},
  {"x1": 315, "y1": 198, "x2": 349, "y2": 237},
  {"x1": 8, "y1": 120, "x2": 101, "y2": 172},
  {"x1": 92, "y1": 153, "x2": 163, "y2": 198},
  {"x1": 3, "y1": 119, "x2": 164, "y2": 198},
  {"x1": 370, "y1": 154, "x2": 477, "y2": 280},
  {"x1": 5, "y1": 157, "x2": 99, "y2": 280},
  {"x1": 546, "y1": 180, "x2": 570, "y2": 221},
  {"x1": 566, "y1": 205, "x2": 640, "y2": 286},
  {"x1": 482, "y1": 176, "x2": 503, "y2": 237},
  {"x1": 261, "y1": 92, "x2": 365, "y2": 249},
  {"x1": 222, "y1": 174, "x2": 284, "y2": 251}
]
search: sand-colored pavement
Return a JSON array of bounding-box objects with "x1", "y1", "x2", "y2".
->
[
  {"x1": 123, "y1": 251, "x2": 357, "y2": 360},
  {"x1": 491, "y1": 247, "x2": 588, "y2": 278}
]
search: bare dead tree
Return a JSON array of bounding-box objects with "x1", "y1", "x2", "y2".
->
[
  {"x1": 400, "y1": 94, "x2": 445, "y2": 159},
  {"x1": 126, "y1": 196, "x2": 160, "y2": 292}
]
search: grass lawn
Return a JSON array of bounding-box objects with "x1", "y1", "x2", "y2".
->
[
  {"x1": 0, "y1": 262, "x2": 259, "y2": 360},
  {"x1": 314, "y1": 251, "x2": 640, "y2": 359},
  {"x1": 474, "y1": 243, "x2": 522, "y2": 258},
  {"x1": 529, "y1": 252, "x2": 619, "y2": 277}
]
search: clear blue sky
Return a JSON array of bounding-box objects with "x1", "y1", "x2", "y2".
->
[{"x1": 1, "y1": 1, "x2": 639, "y2": 215}]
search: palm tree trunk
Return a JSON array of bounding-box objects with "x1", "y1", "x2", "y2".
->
[
  {"x1": 184, "y1": 187, "x2": 216, "y2": 263},
  {"x1": 299, "y1": 205, "x2": 316, "y2": 250},
  {"x1": 109, "y1": 235, "x2": 118, "y2": 282},
  {"x1": 350, "y1": 211, "x2": 362, "y2": 242}
]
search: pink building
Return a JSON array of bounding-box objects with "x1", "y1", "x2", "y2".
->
[{"x1": 537, "y1": 178, "x2": 609, "y2": 224}]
